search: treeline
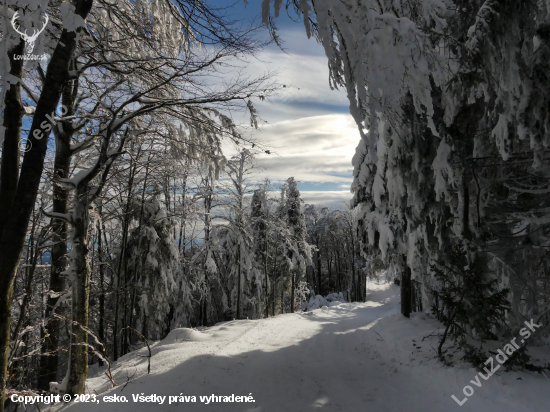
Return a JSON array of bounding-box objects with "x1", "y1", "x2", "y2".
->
[{"x1": 304, "y1": 204, "x2": 369, "y2": 303}]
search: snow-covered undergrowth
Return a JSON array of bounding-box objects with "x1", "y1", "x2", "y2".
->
[
  {"x1": 49, "y1": 282, "x2": 550, "y2": 412},
  {"x1": 305, "y1": 292, "x2": 347, "y2": 310}
]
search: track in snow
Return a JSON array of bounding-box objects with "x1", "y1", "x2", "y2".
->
[{"x1": 58, "y1": 283, "x2": 550, "y2": 412}]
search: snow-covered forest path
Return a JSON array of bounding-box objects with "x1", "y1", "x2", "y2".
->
[{"x1": 58, "y1": 284, "x2": 549, "y2": 412}]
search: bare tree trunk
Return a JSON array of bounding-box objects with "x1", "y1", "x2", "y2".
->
[
  {"x1": 290, "y1": 272, "x2": 295, "y2": 313},
  {"x1": 178, "y1": 170, "x2": 188, "y2": 253},
  {"x1": 0, "y1": 41, "x2": 24, "y2": 404},
  {"x1": 112, "y1": 271, "x2": 120, "y2": 361},
  {"x1": 0, "y1": 39, "x2": 24, "y2": 235},
  {"x1": 113, "y1": 145, "x2": 138, "y2": 360},
  {"x1": 401, "y1": 259, "x2": 412, "y2": 318},
  {"x1": 351, "y1": 234, "x2": 357, "y2": 302},
  {"x1": 236, "y1": 247, "x2": 241, "y2": 319},
  {"x1": 317, "y1": 238, "x2": 322, "y2": 296},
  {"x1": 61, "y1": 122, "x2": 127, "y2": 396},
  {"x1": 328, "y1": 253, "x2": 332, "y2": 292},
  {"x1": 129, "y1": 158, "x2": 150, "y2": 346},
  {"x1": 97, "y1": 217, "x2": 105, "y2": 367},
  {"x1": 336, "y1": 247, "x2": 342, "y2": 293},
  {"x1": 39, "y1": 70, "x2": 76, "y2": 391},
  {"x1": 280, "y1": 285, "x2": 284, "y2": 315},
  {"x1": 264, "y1": 236, "x2": 269, "y2": 318},
  {"x1": 411, "y1": 280, "x2": 417, "y2": 313},
  {"x1": 66, "y1": 188, "x2": 91, "y2": 396},
  {"x1": 272, "y1": 258, "x2": 277, "y2": 316}
]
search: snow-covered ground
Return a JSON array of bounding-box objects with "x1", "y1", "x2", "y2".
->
[{"x1": 53, "y1": 282, "x2": 549, "y2": 412}]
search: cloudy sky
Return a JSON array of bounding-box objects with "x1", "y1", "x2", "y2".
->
[{"x1": 211, "y1": 1, "x2": 359, "y2": 209}]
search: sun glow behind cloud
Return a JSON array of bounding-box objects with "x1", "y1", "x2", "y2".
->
[
  {"x1": 209, "y1": 3, "x2": 359, "y2": 208},
  {"x1": 255, "y1": 114, "x2": 358, "y2": 184}
]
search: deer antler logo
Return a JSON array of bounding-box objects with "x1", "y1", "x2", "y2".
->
[{"x1": 11, "y1": 11, "x2": 49, "y2": 55}]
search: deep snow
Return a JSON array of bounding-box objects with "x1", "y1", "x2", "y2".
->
[{"x1": 51, "y1": 283, "x2": 550, "y2": 412}]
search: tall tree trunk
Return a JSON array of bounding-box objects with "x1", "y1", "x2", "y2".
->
[
  {"x1": 290, "y1": 271, "x2": 295, "y2": 313},
  {"x1": 112, "y1": 272, "x2": 120, "y2": 361},
  {"x1": 129, "y1": 158, "x2": 150, "y2": 346},
  {"x1": 264, "y1": 236, "x2": 269, "y2": 318},
  {"x1": 64, "y1": 127, "x2": 126, "y2": 394},
  {"x1": 236, "y1": 247, "x2": 241, "y2": 320},
  {"x1": 350, "y1": 231, "x2": 357, "y2": 302},
  {"x1": 361, "y1": 272, "x2": 365, "y2": 302},
  {"x1": 0, "y1": 39, "x2": 24, "y2": 235},
  {"x1": 352, "y1": 251, "x2": 356, "y2": 301},
  {"x1": 0, "y1": 42, "x2": 24, "y2": 397},
  {"x1": 178, "y1": 171, "x2": 188, "y2": 253},
  {"x1": 316, "y1": 238, "x2": 322, "y2": 296},
  {"x1": 401, "y1": 259, "x2": 412, "y2": 318},
  {"x1": 280, "y1": 285, "x2": 284, "y2": 315},
  {"x1": 97, "y1": 217, "x2": 105, "y2": 367},
  {"x1": 62, "y1": 107, "x2": 126, "y2": 396},
  {"x1": 336, "y1": 247, "x2": 341, "y2": 293},
  {"x1": 66, "y1": 187, "x2": 91, "y2": 396},
  {"x1": 328, "y1": 253, "x2": 332, "y2": 292},
  {"x1": 272, "y1": 257, "x2": 277, "y2": 316},
  {"x1": 411, "y1": 280, "x2": 417, "y2": 313},
  {"x1": 113, "y1": 145, "x2": 138, "y2": 360},
  {"x1": 39, "y1": 72, "x2": 75, "y2": 391}
]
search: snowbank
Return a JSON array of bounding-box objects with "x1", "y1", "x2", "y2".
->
[
  {"x1": 42, "y1": 282, "x2": 550, "y2": 412},
  {"x1": 305, "y1": 292, "x2": 346, "y2": 311}
]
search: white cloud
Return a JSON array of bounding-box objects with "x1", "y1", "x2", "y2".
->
[
  {"x1": 213, "y1": 26, "x2": 359, "y2": 204},
  {"x1": 300, "y1": 191, "x2": 353, "y2": 209},
  {"x1": 224, "y1": 28, "x2": 350, "y2": 124},
  {"x1": 252, "y1": 49, "x2": 348, "y2": 107},
  {"x1": 250, "y1": 114, "x2": 360, "y2": 185},
  {"x1": 247, "y1": 48, "x2": 350, "y2": 123}
]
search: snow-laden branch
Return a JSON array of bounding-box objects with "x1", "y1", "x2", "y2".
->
[{"x1": 41, "y1": 208, "x2": 72, "y2": 224}]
